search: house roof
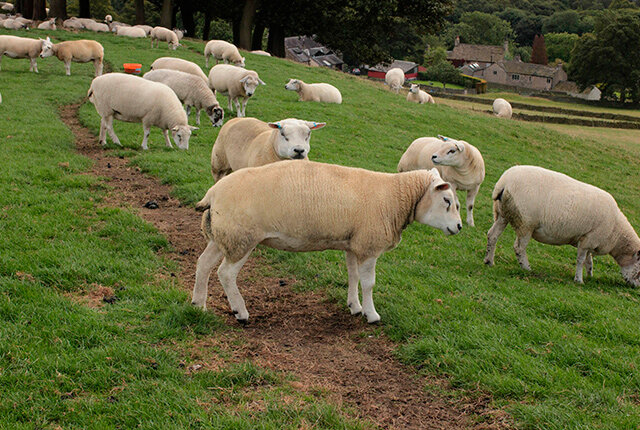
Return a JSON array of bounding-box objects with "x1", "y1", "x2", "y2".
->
[
  {"x1": 311, "y1": 54, "x2": 343, "y2": 67},
  {"x1": 553, "y1": 80, "x2": 579, "y2": 93},
  {"x1": 368, "y1": 60, "x2": 417, "y2": 73},
  {"x1": 447, "y1": 43, "x2": 506, "y2": 63},
  {"x1": 285, "y1": 35, "x2": 343, "y2": 66},
  {"x1": 285, "y1": 35, "x2": 323, "y2": 51},
  {"x1": 498, "y1": 61, "x2": 559, "y2": 78}
]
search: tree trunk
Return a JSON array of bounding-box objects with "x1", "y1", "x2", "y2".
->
[
  {"x1": 49, "y1": 0, "x2": 67, "y2": 20},
  {"x1": 135, "y1": 0, "x2": 145, "y2": 24},
  {"x1": 202, "y1": 9, "x2": 212, "y2": 40},
  {"x1": 179, "y1": 0, "x2": 195, "y2": 36},
  {"x1": 32, "y1": 0, "x2": 46, "y2": 20},
  {"x1": 251, "y1": 22, "x2": 265, "y2": 50},
  {"x1": 267, "y1": 24, "x2": 285, "y2": 57},
  {"x1": 78, "y1": 0, "x2": 90, "y2": 18},
  {"x1": 22, "y1": 0, "x2": 34, "y2": 20},
  {"x1": 160, "y1": 0, "x2": 173, "y2": 28},
  {"x1": 232, "y1": 18, "x2": 240, "y2": 46},
  {"x1": 238, "y1": 0, "x2": 258, "y2": 50}
]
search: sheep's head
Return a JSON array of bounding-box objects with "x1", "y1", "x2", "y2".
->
[
  {"x1": 39, "y1": 37, "x2": 53, "y2": 58},
  {"x1": 235, "y1": 57, "x2": 246, "y2": 68},
  {"x1": 268, "y1": 118, "x2": 326, "y2": 160},
  {"x1": 285, "y1": 79, "x2": 301, "y2": 92},
  {"x1": 430, "y1": 136, "x2": 467, "y2": 167},
  {"x1": 409, "y1": 84, "x2": 420, "y2": 94},
  {"x1": 239, "y1": 74, "x2": 265, "y2": 97},
  {"x1": 620, "y1": 250, "x2": 640, "y2": 287},
  {"x1": 206, "y1": 104, "x2": 224, "y2": 127},
  {"x1": 171, "y1": 125, "x2": 197, "y2": 150},
  {"x1": 415, "y1": 169, "x2": 462, "y2": 236},
  {"x1": 169, "y1": 40, "x2": 179, "y2": 50}
]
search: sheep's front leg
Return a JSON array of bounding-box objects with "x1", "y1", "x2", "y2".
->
[
  {"x1": 195, "y1": 109, "x2": 201, "y2": 126},
  {"x1": 358, "y1": 257, "x2": 380, "y2": 323},
  {"x1": 345, "y1": 251, "x2": 362, "y2": 315},
  {"x1": 465, "y1": 185, "x2": 480, "y2": 227},
  {"x1": 64, "y1": 60, "x2": 71, "y2": 76},
  {"x1": 192, "y1": 240, "x2": 223, "y2": 310},
  {"x1": 227, "y1": 96, "x2": 234, "y2": 112},
  {"x1": 484, "y1": 215, "x2": 508, "y2": 266},
  {"x1": 575, "y1": 248, "x2": 589, "y2": 283},
  {"x1": 240, "y1": 98, "x2": 248, "y2": 117},
  {"x1": 234, "y1": 99, "x2": 243, "y2": 117},
  {"x1": 141, "y1": 124, "x2": 151, "y2": 150},
  {"x1": 162, "y1": 129, "x2": 173, "y2": 148},
  {"x1": 217, "y1": 252, "x2": 252, "y2": 323},
  {"x1": 30, "y1": 57, "x2": 38, "y2": 73},
  {"x1": 205, "y1": 54, "x2": 209, "y2": 68},
  {"x1": 104, "y1": 115, "x2": 122, "y2": 146},
  {"x1": 514, "y1": 231, "x2": 532, "y2": 271},
  {"x1": 185, "y1": 105, "x2": 191, "y2": 117},
  {"x1": 585, "y1": 252, "x2": 593, "y2": 277}
]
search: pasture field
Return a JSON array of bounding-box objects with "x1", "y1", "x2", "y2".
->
[{"x1": 2, "y1": 28, "x2": 640, "y2": 429}]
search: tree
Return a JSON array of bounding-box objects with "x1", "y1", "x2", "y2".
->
[
  {"x1": 544, "y1": 32, "x2": 579, "y2": 62},
  {"x1": 160, "y1": 0, "x2": 173, "y2": 28},
  {"x1": 445, "y1": 12, "x2": 513, "y2": 46},
  {"x1": 542, "y1": 10, "x2": 593, "y2": 34},
  {"x1": 530, "y1": 34, "x2": 548, "y2": 64},
  {"x1": 49, "y1": 0, "x2": 67, "y2": 20},
  {"x1": 135, "y1": 0, "x2": 145, "y2": 24},
  {"x1": 424, "y1": 60, "x2": 462, "y2": 88},
  {"x1": 78, "y1": 0, "x2": 90, "y2": 18}
]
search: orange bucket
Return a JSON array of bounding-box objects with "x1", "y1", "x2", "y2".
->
[{"x1": 123, "y1": 63, "x2": 142, "y2": 74}]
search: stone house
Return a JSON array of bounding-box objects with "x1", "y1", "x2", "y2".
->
[
  {"x1": 463, "y1": 59, "x2": 568, "y2": 91},
  {"x1": 446, "y1": 37, "x2": 508, "y2": 68}
]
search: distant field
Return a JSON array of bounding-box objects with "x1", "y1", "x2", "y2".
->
[{"x1": 413, "y1": 80, "x2": 465, "y2": 89}]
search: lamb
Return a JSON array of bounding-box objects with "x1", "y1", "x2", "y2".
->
[
  {"x1": 133, "y1": 24, "x2": 153, "y2": 36},
  {"x1": 204, "y1": 40, "x2": 245, "y2": 67},
  {"x1": 250, "y1": 50, "x2": 270, "y2": 56},
  {"x1": 143, "y1": 69, "x2": 223, "y2": 127},
  {"x1": 150, "y1": 26, "x2": 179, "y2": 50},
  {"x1": 484, "y1": 165, "x2": 640, "y2": 286},
  {"x1": 37, "y1": 19, "x2": 56, "y2": 30},
  {"x1": 208, "y1": 64, "x2": 265, "y2": 118},
  {"x1": 385, "y1": 67, "x2": 404, "y2": 93},
  {"x1": 114, "y1": 25, "x2": 146, "y2": 38},
  {"x1": 150, "y1": 57, "x2": 208, "y2": 83},
  {"x1": 493, "y1": 98, "x2": 512, "y2": 119},
  {"x1": 210, "y1": 117, "x2": 325, "y2": 181},
  {"x1": 0, "y1": 35, "x2": 48, "y2": 72},
  {"x1": 397, "y1": 135, "x2": 485, "y2": 226},
  {"x1": 284, "y1": 78, "x2": 342, "y2": 104},
  {"x1": 40, "y1": 39, "x2": 104, "y2": 77},
  {"x1": 87, "y1": 73, "x2": 196, "y2": 150},
  {"x1": 192, "y1": 160, "x2": 462, "y2": 324},
  {"x1": 407, "y1": 84, "x2": 435, "y2": 104}
]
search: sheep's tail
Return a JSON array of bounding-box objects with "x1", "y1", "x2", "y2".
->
[
  {"x1": 195, "y1": 185, "x2": 215, "y2": 212},
  {"x1": 87, "y1": 85, "x2": 95, "y2": 103},
  {"x1": 491, "y1": 173, "x2": 507, "y2": 221}
]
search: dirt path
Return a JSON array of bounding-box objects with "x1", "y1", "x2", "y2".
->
[{"x1": 59, "y1": 103, "x2": 511, "y2": 430}]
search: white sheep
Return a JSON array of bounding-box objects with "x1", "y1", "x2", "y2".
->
[
  {"x1": 104, "y1": 14, "x2": 112, "y2": 23},
  {"x1": 150, "y1": 56, "x2": 207, "y2": 83},
  {"x1": 210, "y1": 117, "x2": 325, "y2": 181},
  {"x1": 173, "y1": 28, "x2": 185, "y2": 40},
  {"x1": 84, "y1": 20, "x2": 109, "y2": 32},
  {"x1": 485, "y1": 165, "x2": 640, "y2": 286},
  {"x1": 493, "y1": 98, "x2": 512, "y2": 119},
  {"x1": 398, "y1": 135, "x2": 485, "y2": 226},
  {"x1": 204, "y1": 40, "x2": 244, "y2": 67},
  {"x1": 0, "y1": 35, "x2": 48, "y2": 72},
  {"x1": 107, "y1": 20, "x2": 129, "y2": 31},
  {"x1": 385, "y1": 67, "x2": 405, "y2": 93},
  {"x1": 40, "y1": 39, "x2": 104, "y2": 77},
  {"x1": 150, "y1": 26, "x2": 179, "y2": 50},
  {"x1": 192, "y1": 160, "x2": 462, "y2": 324},
  {"x1": 133, "y1": 24, "x2": 153, "y2": 36},
  {"x1": 143, "y1": 69, "x2": 223, "y2": 127},
  {"x1": 284, "y1": 78, "x2": 342, "y2": 104},
  {"x1": 407, "y1": 84, "x2": 434, "y2": 104},
  {"x1": 37, "y1": 19, "x2": 56, "y2": 30},
  {"x1": 1, "y1": 2, "x2": 13, "y2": 11},
  {"x1": 208, "y1": 64, "x2": 265, "y2": 118},
  {"x1": 114, "y1": 25, "x2": 146, "y2": 38},
  {"x1": 63, "y1": 17, "x2": 84, "y2": 29},
  {"x1": 250, "y1": 50, "x2": 271, "y2": 56},
  {"x1": 3, "y1": 18, "x2": 28, "y2": 29},
  {"x1": 87, "y1": 73, "x2": 196, "y2": 150}
]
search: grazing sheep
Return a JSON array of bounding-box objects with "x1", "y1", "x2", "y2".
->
[
  {"x1": 208, "y1": 64, "x2": 265, "y2": 118},
  {"x1": 87, "y1": 73, "x2": 196, "y2": 150},
  {"x1": 485, "y1": 165, "x2": 640, "y2": 286},
  {"x1": 150, "y1": 56, "x2": 208, "y2": 83},
  {"x1": 250, "y1": 50, "x2": 271, "y2": 56},
  {"x1": 173, "y1": 28, "x2": 185, "y2": 40},
  {"x1": 40, "y1": 39, "x2": 104, "y2": 77},
  {"x1": 407, "y1": 84, "x2": 434, "y2": 104},
  {"x1": 398, "y1": 135, "x2": 485, "y2": 226},
  {"x1": 192, "y1": 160, "x2": 463, "y2": 323},
  {"x1": 385, "y1": 67, "x2": 405, "y2": 93},
  {"x1": 143, "y1": 69, "x2": 223, "y2": 127},
  {"x1": 493, "y1": 98, "x2": 512, "y2": 119},
  {"x1": 284, "y1": 78, "x2": 342, "y2": 104},
  {"x1": 0, "y1": 35, "x2": 48, "y2": 72},
  {"x1": 133, "y1": 24, "x2": 153, "y2": 36},
  {"x1": 150, "y1": 26, "x2": 179, "y2": 50},
  {"x1": 210, "y1": 117, "x2": 325, "y2": 181},
  {"x1": 114, "y1": 25, "x2": 146, "y2": 38},
  {"x1": 37, "y1": 19, "x2": 56, "y2": 30},
  {"x1": 204, "y1": 40, "x2": 244, "y2": 67}
]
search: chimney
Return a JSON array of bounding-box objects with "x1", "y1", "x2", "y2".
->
[
  {"x1": 514, "y1": 54, "x2": 521, "y2": 62},
  {"x1": 503, "y1": 39, "x2": 509, "y2": 55},
  {"x1": 455, "y1": 36, "x2": 460, "y2": 47}
]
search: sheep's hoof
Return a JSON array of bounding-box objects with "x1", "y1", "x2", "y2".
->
[
  {"x1": 574, "y1": 277, "x2": 584, "y2": 284},
  {"x1": 364, "y1": 312, "x2": 381, "y2": 324},
  {"x1": 236, "y1": 318, "x2": 248, "y2": 325},
  {"x1": 348, "y1": 303, "x2": 362, "y2": 315},
  {"x1": 483, "y1": 257, "x2": 494, "y2": 266}
]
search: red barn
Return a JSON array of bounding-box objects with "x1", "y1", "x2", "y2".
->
[{"x1": 367, "y1": 60, "x2": 419, "y2": 80}]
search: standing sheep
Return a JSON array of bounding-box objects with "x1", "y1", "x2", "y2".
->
[
  {"x1": 40, "y1": 39, "x2": 104, "y2": 77},
  {"x1": 385, "y1": 67, "x2": 405, "y2": 93},
  {"x1": 150, "y1": 57, "x2": 208, "y2": 83},
  {"x1": 208, "y1": 64, "x2": 265, "y2": 118},
  {"x1": 0, "y1": 35, "x2": 48, "y2": 72},
  {"x1": 398, "y1": 135, "x2": 485, "y2": 226},
  {"x1": 204, "y1": 40, "x2": 245, "y2": 67},
  {"x1": 407, "y1": 84, "x2": 435, "y2": 104},
  {"x1": 284, "y1": 79, "x2": 342, "y2": 104},
  {"x1": 493, "y1": 98, "x2": 512, "y2": 119},
  {"x1": 192, "y1": 161, "x2": 462, "y2": 324},
  {"x1": 150, "y1": 26, "x2": 179, "y2": 50},
  {"x1": 143, "y1": 69, "x2": 224, "y2": 127},
  {"x1": 485, "y1": 166, "x2": 640, "y2": 286},
  {"x1": 87, "y1": 73, "x2": 196, "y2": 150},
  {"x1": 210, "y1": 117, "x2": 325, "y2": 181}
]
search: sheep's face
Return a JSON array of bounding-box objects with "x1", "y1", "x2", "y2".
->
[
  {"x1": 268, "y1": 119, "x2": 326, "y2": 160},
  {"x1": 234, "y1": 57, "x2": 246, "y2": 67},
  {"x1": 171, "y1": 125, "x2": 197, "y2": 150},
  {"x1": 285, "y1": 79, "x2": 301, "y2": 92},
  {"x1": 39, "y1": 37, "x2": 54, "y2": 58},
  {"x1": 416, "y1": 169, "x2": 462, "y2": 236},
  {"x1": 431, "y1": 139, "x2": 466, "y2": 167},
  {"x1": 206, "y1": 105, "x2": 224, "y2": 127},
  {"x1": 409, "y1": 84, "x2": 420, "y2": 94},
  {"x1": 240, "y1": 75, "x2": 265, "y2": 97},
  {"x1": 620, "y1": 251, "x2": 640, "y2": 287},
  {"x1": 169, "y1": 41, "x2": 178, "y2": 50}
]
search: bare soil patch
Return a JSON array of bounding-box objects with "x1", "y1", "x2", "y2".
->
[{"x1": 59, "y1": 102, "x2": 512, "y2": 430}]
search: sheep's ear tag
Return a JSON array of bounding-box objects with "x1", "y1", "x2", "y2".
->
[
  {"x1": 308, "y1": 122, "x2": 326, "y2": 130},
  {"x1": 268, "y1": 122, "x2": 282, "y2": 129},
  {"x1": 437, "y1": 135, "x2": 449, "y2": 141}
]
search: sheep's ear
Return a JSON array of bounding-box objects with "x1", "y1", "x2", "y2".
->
[
  {"x1": 455, "y1": 142, "x2": 464, "y2": 151},
  {"x1": 268, "y1": 122, "x2": 282, "y2": 129},
  {"x1": 189, "y1": 126, "x2": 199, "y2": 131},
  {"x1": 437, "y1": 134, "x2": 449, "y2": 142},
  {"x1": 171, "y1": 126, "x2": 179, "y2": 132},
  {"x1": 239, "y1": 76, "x2": 249, "y2": 83},
  {"x1": 46, "y1": 36, "x2": 50, "y2": 42},
  {"x1": 435, "y1": 182, "x2": 450, "y2": 191},
  {"x1": 429, "y1": 167, "x2": 442, "y2": 179},
  {"x1": 258, "y1": 79, "x2": 266, "y2": 85},
  {"x1": 306, "y1": 121, "x2": 326, "y2": 130}
]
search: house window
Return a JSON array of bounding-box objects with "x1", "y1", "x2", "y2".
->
[
  {"x1": 512, "y1": 74, "x2": 520, "y2": 80},
  {"x1": 493, "y1": 71, "x2": 497, "y2": 75},
  {"x1": 547, "y1": 78, "x2": 552, "y2": 83}
]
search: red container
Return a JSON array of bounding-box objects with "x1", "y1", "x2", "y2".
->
[{"x1": 123, "y1": 63, "x2": 142, "y2": 74}]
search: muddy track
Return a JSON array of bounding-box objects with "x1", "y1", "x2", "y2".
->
[{"x1": 59, "y1": 103, "x2": 511, "y2": 430}]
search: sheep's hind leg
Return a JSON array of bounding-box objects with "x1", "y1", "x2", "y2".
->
[
  {"x1": 514, "y1": 231, "x2": 532, "y2": 271},
  {"x1": 30, "y1": 58, "x2": 38, "y2": 73},
  {"x1": 140, "y1": 124, "x2": 152, "y2": 150},
  {"x1": 105, "y1": 116, "x2": 122, "y2": 146},
  {"x1": 64, "y1": 60, "x2": 71, "y2": 76},
  {"x1": 345, "y1": 251, "x2": 362, "y2": 315},
  {"x1": 218, "y1": 252, "x2": 253, "y2": 323},
  {"x1": 99, "y1": 117, "x2": 108, "y2": 145},
  {"x1": 94, "y1": 60, "x2": 103, "y2": 76},
  {"x1": 575, "y1": 248, "x2": 589, "y2": 283},
  {"x1": 465, "y1": 185, "x2": 480, "y2": 227},
  {"x1": 192, "y1": 240, "x2": 223, "y2": 310},
  {"x1": 358, "y1": 257, "x2": 380, "y2": 323},
  {"x1": 585, "y1": 252, "x2": 593, "y2": 277},
  {"x1": 484, "y1": 215, "x2": 508, "y2": 266}
]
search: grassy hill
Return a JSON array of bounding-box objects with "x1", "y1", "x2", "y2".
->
[{"x1": 2, "y1": 28, "x2": 640, "y2": 429}]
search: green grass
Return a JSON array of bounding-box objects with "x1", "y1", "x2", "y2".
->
[
  {"x1": 3, "y1": 27, "x2": 640, "y2": 429},
  {"x1": 413, "y1": 80, "x2": 465, "y2": 89}
]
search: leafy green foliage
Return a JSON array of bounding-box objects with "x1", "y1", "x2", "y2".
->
[
  {"x1": 542, "y1": 10, "x2": 594, "y2": 34},
  {"x1": 446, "y1": 11, "x2": 514, "y2": 47},
  {"x1": 545, "y1": 32, "x2": 580, "y2": 63}
]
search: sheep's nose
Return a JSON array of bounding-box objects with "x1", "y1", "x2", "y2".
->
[
  {"x1": 431, "y1": 154, "x2": 437, "y2": 160},
  {"x1": 294, "y1": 148, "x2": 305, "y2": 155},
  {"x1": 457, "y1": 223, "x2": 463, "y2": 231}
]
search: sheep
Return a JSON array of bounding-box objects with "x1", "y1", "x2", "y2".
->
[
  {"x1": 104, "y1": 14, "x2": 112, "y2": 24},
  {"x1": 84, "y1": 20, "x2": 109, "y2": 32},
  {"x1": 192, "y1": 160, "x2": 463, "y2": 324},
  {"x1": 0, "y1": 35, "x2": 48, "y2": 72},
  {"x1": 143, "y1": 69, "x2": 223, "y2": 127},
  {"x1": 398, "y1": 135, "x2": 485, "y2": 227},
  {"x1": 87, "y1": 73, "x2": 197, "y2": 150},
  {"x1": 133, "y1": 24, "x2": 153, "y2": 36},
  {"x1": 284, "y1": 78, "x2": 342, "y2": 104},
  {"x1": 107, "y1": 20, "x2": 129, "y2": 31},
  {"x1": 37, "y1": 19, "x2": 56, "y2": 30},
  {"x1": 208, "y1": 64, "x2": 265, "y2": 118},
  {"x1": 493, "y1": 98, "x2": 512, "y2": 119},
  {"x1": 63, "y1": 18, "x2": 84, "y2": 29},
  {"x1": 250, "y1": 50, "x2": 271, "y2": 56},
  {"x1": 150, "y1": 26, "x2": 179, "y2": 50},
  {"x1": 3, "y1": 18, "x2": 28, "y2": 29},
  {"x1": 150, "y1": 56, "x2": 208, "y2": 83},
  {"x1": 407, "y1": 84, "x2": 435, "y2": 104},
  {"x1": 114, "y1": 25, "x2": 146, "y2": 38},
  {"x1": 210, "y1": 117, "x2": 325, "y2": 181},
  {"x1": 385, "y1": 67, "x2": 404, "y2": 93},
  {"x1": 1, "y1": 2, "x2": 13, "y2": 11},
  {"x1": 484, "y1": 165, "x2": 640, "y2": 286},
  {"x1": 40, "y1": 39, "x2": 104, "y2": 77},
  {"x1": 204, "y1": 40, "x2": 245, "y2": 68},
  {"x1": 173, "y1": 28, "x2": 185, "y2": 40}
]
